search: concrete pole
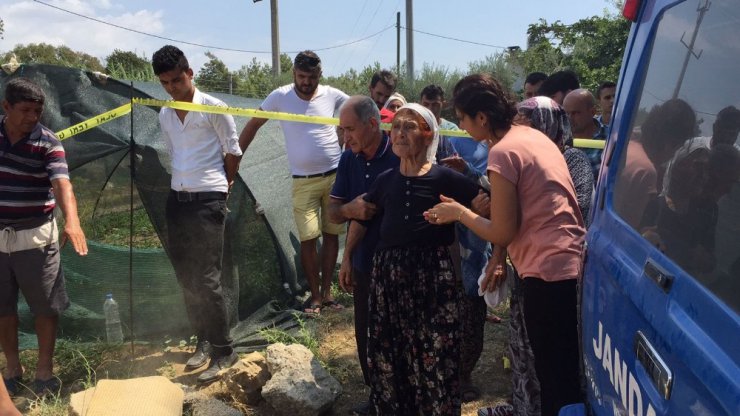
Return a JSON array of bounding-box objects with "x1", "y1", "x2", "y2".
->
[
  {"x1": 396, "y1": 12, "x2": 401, "y2": 76},
  {"x1": 405, "y1": 0, "x2": 414, "y2": 83},
  {"x1": 271, "y1": 0, "x2": 281, "y2": 76}
]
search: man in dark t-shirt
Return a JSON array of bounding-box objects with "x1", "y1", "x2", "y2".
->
[{"x1": 328, "y1": 95, "x2": 399, "y2": 415}]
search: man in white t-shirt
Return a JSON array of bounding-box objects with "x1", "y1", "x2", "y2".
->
[{"x1": 239, "y1": 51, "x2": 348, "y2": 315}]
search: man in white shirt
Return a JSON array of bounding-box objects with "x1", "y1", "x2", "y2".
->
[
  {"x1": 239, "y1": 51, "x2": 348, "y2": 316},
  {"x1": 152, "y1": 45, "x2": 241, "y2": 384}
]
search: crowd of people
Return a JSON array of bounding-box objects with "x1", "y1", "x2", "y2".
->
[{"x1": 1, "y1": 45, "x2": 625, "y2": 416}]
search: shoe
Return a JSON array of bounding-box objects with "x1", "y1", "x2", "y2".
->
[
  {"x1": 478, "y1": 403, "x2": 514, "y2": 416},
  {"x1": 32, "y1": 377, "x2": 61, "y2": 397},
  {"x1": 322, "y1": 299, "x2": 345, "y2": 311},
  {"x1": 2, "y1": 375, "x2": 22, "y2": 396},
  {"x1": 185, "y1": 340, "x2": 211, "y2": 370},
  {"x1": 196, "y1": 351, "x2": 238, "y2": 385},
  {"x1": 350, "y1": 400, "x2": 372, "y2": 415}
]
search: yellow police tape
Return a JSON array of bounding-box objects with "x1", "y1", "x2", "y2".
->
[
  {"x1": 56, "y1": 103, "x2": 132, "y2": 140},
  {"x1": 56, "y1": 99, "x2": 606, "y2": 150}
]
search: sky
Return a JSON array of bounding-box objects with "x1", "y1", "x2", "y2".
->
[{"x1": 1, "y1": 0, "x2": 620, "y2": 77}]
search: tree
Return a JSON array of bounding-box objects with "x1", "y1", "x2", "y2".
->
[
  {"x1": 1, "y1": 43, "x2": 104, "y2": 72},
  {"x1": 279, "y1": 53, "x2": 292, "y2": 74},
  {"x1": 509, "y1": 11, "x2": 630, "y2": 91},
  {"x1": 195, "y1": 52, "x2": 231, "y2": 93},
  {"x1": 105, "y1": 49, "x2": 155, "y2": 81}
]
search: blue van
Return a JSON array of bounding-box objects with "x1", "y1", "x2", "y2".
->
[{"x1": 567, "y1": 0, "x2": 740, "y2": 415}]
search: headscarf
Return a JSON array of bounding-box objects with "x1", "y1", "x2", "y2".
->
[
  {"x1": 397, "y1": 103, "x2": 440, "y2": 163},
  {"x1": 383, "y1": 92, "x2": 407, "y2": 109},
  {"x1": 517, "y1": 96, "x2": 572, "y2": 150}
]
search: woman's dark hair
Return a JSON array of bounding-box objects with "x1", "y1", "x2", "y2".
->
[
  {"x1": 152, "y1": 45, "x2": 190, "y2": 75},
  {"x1": 453, "y1": 73, "x2": 517, "y2": 134}
]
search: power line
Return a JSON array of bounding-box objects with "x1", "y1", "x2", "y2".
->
[
  {"x1": 33, "y1": 0, "x2": 394, "y2": 54},
  {"x1": 401, "y1": 26, "x2": 509, "y2": 49}
]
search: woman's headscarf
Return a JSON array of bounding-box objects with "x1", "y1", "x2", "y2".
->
[
  {"x1": 517, "y1": 96, "x2": 572, "y2": 150},
  {"x1": 397, "y1": 103, "x2": 440, "y2": 163},
  {"x1": 383, "y1": 92, "x2": 407, "y2": 109}
]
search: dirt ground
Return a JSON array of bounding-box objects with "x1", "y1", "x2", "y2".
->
[{"x1": 3, "y1": 302, "x2": 512, "y2": 415}]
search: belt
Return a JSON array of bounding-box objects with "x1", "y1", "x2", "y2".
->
[
  {"x1": 170, "y1": 190, "x2": 227, "y2": 202},
  {"x1": 292, "y1": 168, "x2": 337, "y2": 179}
]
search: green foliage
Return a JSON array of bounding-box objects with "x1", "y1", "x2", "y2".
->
[
  {"x1": 512, "y1": 11, "x2": 630, "y2": 92},
  {"x1": 195, "y1": 51, "x2": 231, "y2": 92},
  {"x1": 1, "y1": 43, "x2": 104, "y2": 72},
  {"x1": 105, "y1": 49, "x2": 155, "y2": 81}
]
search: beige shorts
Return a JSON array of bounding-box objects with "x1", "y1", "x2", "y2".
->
[
  {"x1": 292, "y1": 173, "x2": 345, "y2": 241},
  {"x1": 0, "y1": 219, "x2": 59, "y2": 254}
]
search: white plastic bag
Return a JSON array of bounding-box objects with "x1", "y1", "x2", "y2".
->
[{"x1": 477, "y1": 268, "x2": 510, "y2": 308}]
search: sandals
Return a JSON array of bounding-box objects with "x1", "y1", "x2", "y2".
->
[
  {"x1": 3, "y1": 375, "x2": 22, "y2": 396},
  {"x1": 322, "y1": 299, "x2": 345, "y2": 311},
  {"x1": 301, "y1": 299, "x2": 322, "y2": 317},
  {"x1": 478, "y1": 403, "x2": 514, "y2": 416},
  {"x1": 461, "y1": 383, "x2": 481, "y2": 402},
  {"x1": 32, "y1": 377, "x2": 61, "y2": 397}
]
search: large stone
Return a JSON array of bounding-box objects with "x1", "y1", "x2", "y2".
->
[
  {"x1": 191, "y1": 397, "x2": 243, "y2": 416},
  {"x1": 69, "y1": 376, "x2": 183, "y2": 416},
  {"x1": 261, "y1": 343, "x2": 342, "y2": 416},
  {"x1": 222, "y1": 352, "x2": 271, "y2": 405}
]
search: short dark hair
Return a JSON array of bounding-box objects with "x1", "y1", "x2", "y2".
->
[
  {"x1": 641, "y1": 98, "x2": 696, "y2": 154},
  {"x1": 420, "y1": 84, "x2": 444, "y2": 101},
  {"x1": 597, "y1": 81, "x2": 617, "y2": 99},
  {"x1": 370, "y1": 70, "x2": 397, "y2": 90},
  {"x1": 453, "y1": 74, "x2": 517, "y2": 135},
  {"x1": 538, "y1": 70, "x2": 580, "y2": 97},
  {"x1": 715, "y1": 105, "x2": 740, "y2": 131},
  {"x1": 152, "y1": 45, "x2": 190, "y2": 75},
  {"x1": 525, "y1": 72, "x2": 547, "y2": 85},
  {"x1": 294, "y1": 50, "x2": 321, "y2": 72},
  {"x1": 3, "y1": 77, "x2": 45, "y2": 105}
]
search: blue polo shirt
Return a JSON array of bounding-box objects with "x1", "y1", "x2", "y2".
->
[{"x1": 330, "y1": 133, "x2": 399, "y2": 273}]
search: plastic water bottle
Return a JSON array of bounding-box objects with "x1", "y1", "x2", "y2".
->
[{"x1": 103, "y1": 293, "x2": 124, "y2": 343}]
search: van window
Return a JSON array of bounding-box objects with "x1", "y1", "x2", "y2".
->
[{"x1": 613, "y1": 0, "x2": 740, "y2": 312}]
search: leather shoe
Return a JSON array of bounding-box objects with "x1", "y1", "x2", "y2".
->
[
  {"x1": 185, "y1": 340, "x2": 211, "y2": 370},
  {"x1": 196, "y1": 351, "x2": 238, "y2": 384}
]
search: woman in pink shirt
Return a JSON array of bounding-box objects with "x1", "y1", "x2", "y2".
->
[{"x1": 426, "y1": 74, "x2": 586, "y2": 416}]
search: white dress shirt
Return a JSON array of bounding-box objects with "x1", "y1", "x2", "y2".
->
[{"x1": 159, "y1": 89, "x2": 242, "y2": 193}]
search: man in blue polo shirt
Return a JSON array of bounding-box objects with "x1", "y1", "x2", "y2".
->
[
  {"x1": 329, "y1": 95, "x2": 399, "y2": 415},
  {"x1": 0, "y1": 78, "x2": 88, "y2": 397}
]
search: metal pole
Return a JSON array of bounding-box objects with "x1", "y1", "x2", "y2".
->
[
  {"x1": 271, "y1": 0, "x2": 281, "y2": 76},
  {"x1": 128, "y1": 82, "x2": 135, "y2": 356},
  {"x1": 673, "y1": 0, "x2": 709, "y2": 99},
  {"x1": 405, "y1": 0, "x2": 413, "y2": 83},
  {"x1": 396, "y1": 12, "x2": 401, "y2": 76},
  {"x1": 229, "y1": 73, "x2": 233, "y2": 95}
]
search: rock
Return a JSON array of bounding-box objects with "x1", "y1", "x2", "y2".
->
[
  {"x1": 261, "y1": 343, "x2": 342, "y2": 416},
  {"x1": 69, "y1": 376, "x2": 183, "y2": 416},
  {"x1": 191, "y1": 397, "x2": 243, "y2": 416},
  {"x1": 222, "y1": 352, "x2": 271, "y2": 405}
]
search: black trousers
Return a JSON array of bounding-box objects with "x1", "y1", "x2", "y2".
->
[
  {"x1": 352, "y1": 267, "x2": 371, "y2": 386},
  {"x1": 522, "y1": 277, "x2": 581, "y2": 416},
  {"x1": 166, "y1": 193, "x2": 233, "y2": 356}
]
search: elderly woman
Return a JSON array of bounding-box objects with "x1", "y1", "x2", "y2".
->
[
  {"x1": 427, "y1": 74, "x2": 585, "y2": 416},
  {"x1": 383, "y1": 92, "x2": 407, "y2": 112},
  {"x1": 517, "y1": 96, "x2": 594, "y2": 224},
  {"x1": 349, "y1": 103, "x2": 480, "y2": 415}
]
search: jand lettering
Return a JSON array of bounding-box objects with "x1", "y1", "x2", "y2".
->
[{"x1": 592, "y1": 322, "x2": 657, "y2": 416}]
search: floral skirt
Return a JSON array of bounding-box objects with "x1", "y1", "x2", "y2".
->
[
  {"x1": 368, "y1": 244, "x2": 462, "y2": 416},
  {"x1": 509, "y1": 270, "x2": 541, "y2": 416}
]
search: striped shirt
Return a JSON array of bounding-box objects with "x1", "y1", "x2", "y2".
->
[{"x1": 0, "y1": 116, "x2": 69, "y2": 226}]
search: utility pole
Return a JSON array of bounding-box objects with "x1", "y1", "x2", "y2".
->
[
  {"x1": 673, "y1": 0, "x2": 709, "y2": 98},
  {"x1": 396, "y1": 12, "x2": 401, "y2": 76},
  {"x1": 405, "y1": 0, "x2": 414, "y2": 83},
  {"x1": 270, "y1": 0, "x2": 280, "y2": 76}
]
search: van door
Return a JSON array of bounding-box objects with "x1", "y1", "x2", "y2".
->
[{"x1": 583, "y1": 1, "x2": 740, "y2": 415}]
